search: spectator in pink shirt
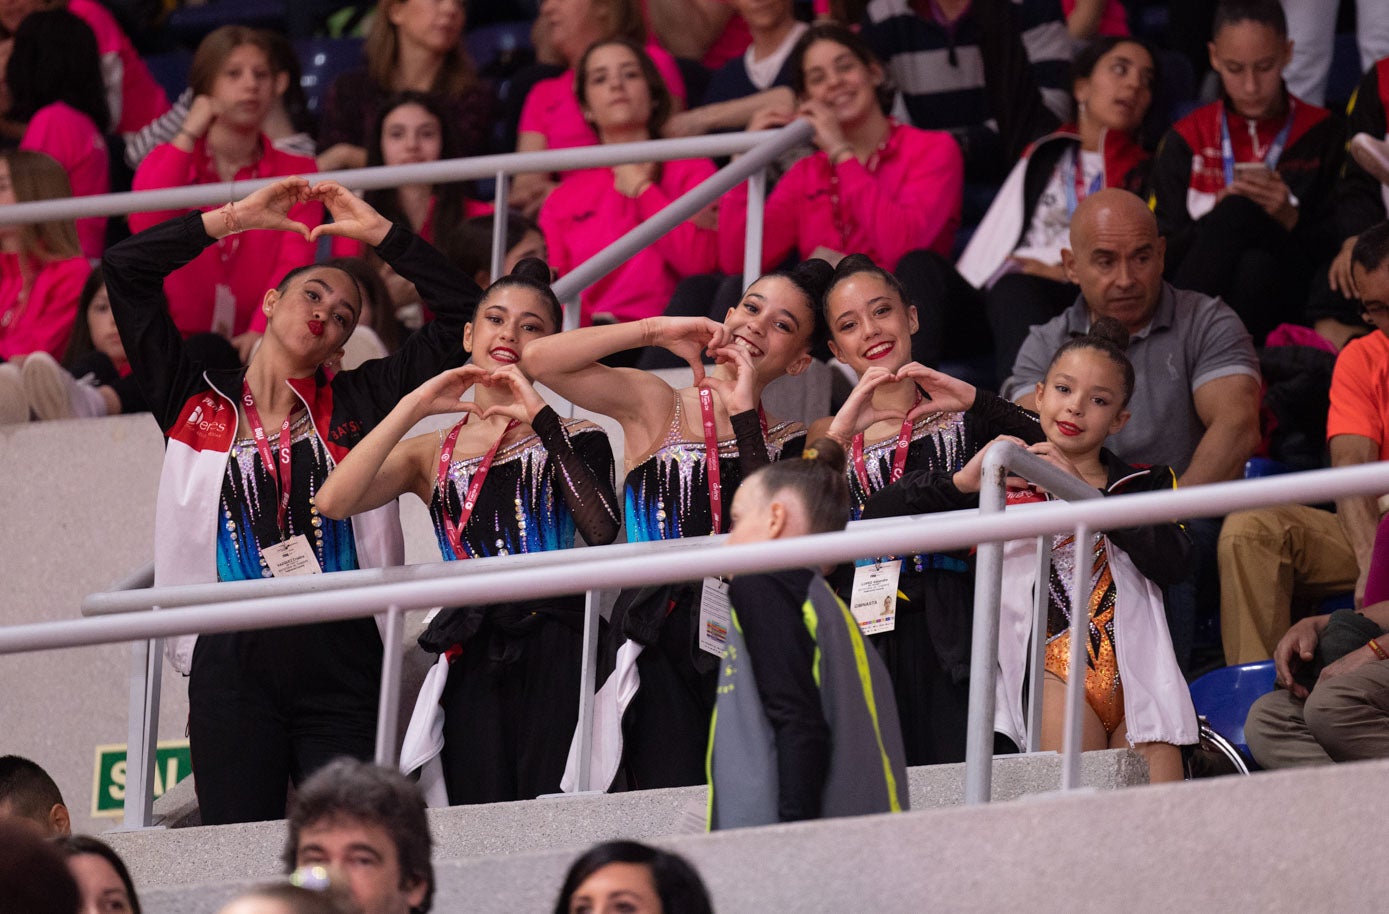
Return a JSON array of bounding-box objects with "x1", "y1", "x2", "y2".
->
[
  {"x1": 324, "y1": 92, "x2": 491, "y2": 328},
  {"x1": 719, "y1": 22, "x2": 964, "y2": 276},
  {"x1": 0, "y1": 0, "x2": 171, "y2": 135},
  {"x1": 8, "y1": 9, "x2": 110, "y2": 259},
  {"x1": 0, "y1": 151, "x2": 90, "y2": 381},
  {"x1": 513, "y1": 0, "x2": 688, "y2": 217},
  {"x1": 540, "y1": 38, "x2": 717, "y2": 326},
  {"x1": 131, "y1": 26, "x2": 321, "y2": 361}
]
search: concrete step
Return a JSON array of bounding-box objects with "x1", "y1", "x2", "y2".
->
[
  {"x1": 128, "y1": 756, "x2": 1387, "y2": 914},
  {"x1": 105, "y1": 749, "x2": 1145, "y2": 893}
]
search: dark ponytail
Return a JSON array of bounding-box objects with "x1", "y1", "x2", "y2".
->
[{"x1": 746, "y1": 437, "x2": 850, "y2": 534}]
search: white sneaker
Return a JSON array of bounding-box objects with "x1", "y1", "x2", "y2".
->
[
  {"x1": 0, "y1": 362, "x2": 27, "y2": 424},
  {"x1": 1351, "y1": 133, "x2": 1389, "y2": 186},
  {"x1": 22, "y1": 351, "x2": 106, "y2": 420}
]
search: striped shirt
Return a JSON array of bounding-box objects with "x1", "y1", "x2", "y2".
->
[{"x1": 862, "y1": 0, "x2": 1073, "y2": 166}]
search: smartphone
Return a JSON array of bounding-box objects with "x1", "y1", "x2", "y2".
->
[{"x1": 1234, "y1": 161, "x2": 1272, "y2": 177}]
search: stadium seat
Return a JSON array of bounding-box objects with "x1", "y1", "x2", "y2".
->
[
  {"x1": 165, "y1": 0, "x2": 287, "y2": 47},
  {"x1": 142, "y1": 48, "x2": 193, "y2": 102},
  {"x1": 1244, "y1": 456, "x2": 1295, "y2": 478},
  {"x1": 466, "y1": 20, "x2": 534, "y2": 77},
  {"x1": 294, "y1": 36, "x2": 366, "y2": 117},
  {"x1": 1188, "y1": 659, "x2": 1276, "y2": 769}
]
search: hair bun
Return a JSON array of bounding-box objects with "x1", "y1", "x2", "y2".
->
[
  {"x1": 790, "y1": 258, "x2": 834, "y2": 304},
  {"x1": 510, "y1": 256, "x2": 553, "y2": 287},
  {"x1": 1087, "y1": 315, "x2": 1130, "y2": 353},
  {"x1": 833, "y1": 253, "x2": 878, "y2": 281},
  {"x1": 803, "y1": 437, "x2": 846, "y2": 473}
]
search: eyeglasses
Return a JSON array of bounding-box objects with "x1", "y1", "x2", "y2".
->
[{"x1": 290, "y1": 866, "x2": 334, "y2": 891}]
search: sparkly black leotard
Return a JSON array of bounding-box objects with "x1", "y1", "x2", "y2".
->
[{"x1": 417, "y1": 406, "x2": 620, "y2": 803}]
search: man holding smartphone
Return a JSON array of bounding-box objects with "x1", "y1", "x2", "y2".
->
[{"x1": 1147, "y1": 0, "x2": 1345, "y2": 343}]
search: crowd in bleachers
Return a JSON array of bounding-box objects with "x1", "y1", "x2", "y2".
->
[
  {"x1": 7, "y1": 0, "x2": 1389, "y2": 881},
  {"x1": 2, "y1": 751, "x2": 717, "y2": 914}
]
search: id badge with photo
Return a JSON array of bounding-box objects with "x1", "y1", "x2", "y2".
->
[{"x1": 849, "y1": 559, "x2": 901, "y2": 635}]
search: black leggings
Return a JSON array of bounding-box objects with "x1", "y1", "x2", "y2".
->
[
  {"x1": 188, "y1": 619, "x2": 381, "y2": 824},
  {"x1": 615, "y1": 585, "x2": 718, "y2": 791},
  {"x1": 438, "y1": 613, "x2": 588, "y2": 805}
]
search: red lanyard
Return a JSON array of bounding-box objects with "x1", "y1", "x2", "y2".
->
[
  {"x1": 851, "y1": 391, "x2": 921, "y2": 493},
  {"x1": 827, "y1": 123, "x2": 895, "y2": 250},
  {"x1": 241, "y1": 381, "x2": 295, "y2": 538},
  {"x1": 699, "y1": 388, "x2": 724, "y2": 534},
  {"x1": 436, "y1": 415, "x2": 519, "y2": 559},
  {"x1": 697, "y1": 390, "x2": 769, "y2": 535}
]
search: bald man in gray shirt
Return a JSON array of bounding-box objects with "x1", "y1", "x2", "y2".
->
[
  {"x1": 1001, "y1": 189, "x2": 1262, "y2": 486},
  {"x1": 1000, "y1": 190, "x2": 1262, "y2": 673}
]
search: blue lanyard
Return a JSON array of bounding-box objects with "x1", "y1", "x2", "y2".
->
[
  {"x1": 1061, "y1": 146, "x2": 1104, "y2": 216},
  {"x1": 1219, "y1": 99, "x2": 1296, "y2": 186}
]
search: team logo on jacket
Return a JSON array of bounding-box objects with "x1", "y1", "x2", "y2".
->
[{"x1": 173, "y1": 394, "x2": 233, "y2": 449}]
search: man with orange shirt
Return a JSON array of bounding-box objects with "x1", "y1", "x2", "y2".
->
[{"x1": 1218, "y1": 222, "x2": 1389, "y2": 664}]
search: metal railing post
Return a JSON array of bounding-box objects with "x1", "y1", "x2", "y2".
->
[
  {"x1": 1061, "y1": 524, "x2": 1092, "y2": 790},
  {"x1": 374, "y1": 605, "x2": 405, "y2": 767},
  {"x1": 490, "y1": 172, "x2": 510, "y2": 284},
  {"x1": 963, "y1": 448, "x2": 1009, "y2": 804},
  {"x1": 575, "y1": 589, "x2": 601, "y2": 792},
  {"x1": 561, "y1": 294, "x2": 581, "y2": 334},
  {"x1": 743, "y1": 169, "x2": 766, "y2": 292},
  {"x1": 1025, "y1": 536, "x2": 1051, "y2": 753},
  {"x1": 120, "y1": 636, "x2": 161, "y2": 830}
]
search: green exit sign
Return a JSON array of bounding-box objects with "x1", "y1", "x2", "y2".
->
[{"x1": 91, "y1": 741, "x2": 192, "y2": 818}]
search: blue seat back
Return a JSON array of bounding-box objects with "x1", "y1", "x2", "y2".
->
[
  {"x1": 143, "y1": 48, "x2": 193, "y2": 102},
  {"x1": 1188, "y1": 660, "x2": 1276, "y2": 759},
  {"x1": 294, "y1": 37, "x2": 367, "y2": 118}
]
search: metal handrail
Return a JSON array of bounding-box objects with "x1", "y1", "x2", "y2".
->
[
  {"x1": 81, "y1": 510, "x2": 973, "y2": 617},
  {"x1": 8, "y1": 463, "x2": 1389, "y2": 811},
  {"x1": 23, "y1": 460, "x2": 1389, "y2": 654},
  {"x1": 0, "y1": 130, "x2": 791, "y2": 225},
  {"x1": 0, "y1": 118, "x2": 814, "y2": 336}
]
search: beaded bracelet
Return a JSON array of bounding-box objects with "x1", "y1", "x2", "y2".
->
[{"x1": 1368, "y1": 638, "x2": 1388, "y2": 661}]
